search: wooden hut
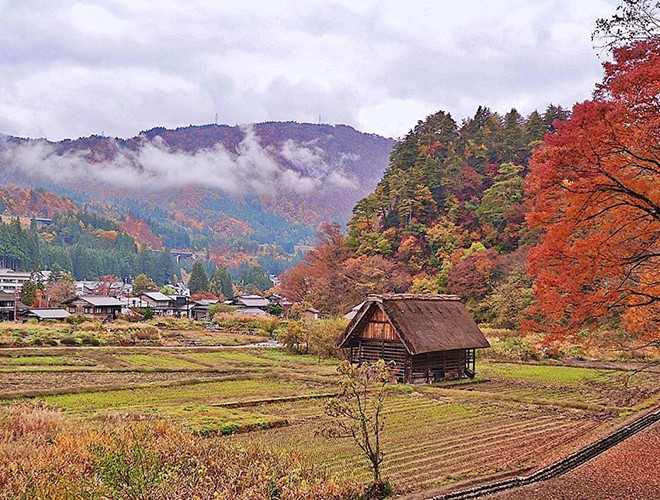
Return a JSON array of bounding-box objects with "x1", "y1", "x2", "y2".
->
[{"x1": 338, "y1": 294, "x2": 490, "y2": 383}]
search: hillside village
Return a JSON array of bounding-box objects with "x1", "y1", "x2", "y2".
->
[{"x1": 0, "y1": 266, "x2": 296, "y2": 323}]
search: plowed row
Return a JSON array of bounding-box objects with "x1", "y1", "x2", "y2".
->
[{"x1": 234, "y1": 394, "x2": 605, "y2": 492}]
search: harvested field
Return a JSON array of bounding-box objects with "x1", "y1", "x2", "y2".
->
[
  {"x1": 0, "y1": 320, "x2": 270, "y2": 348},
  {"x1": 0, "y1": 370, "x2": 228, "y2": 396},
  {"x1": 488, "y1": 423, "x2": 660, "y2": 499},
  {"x1": 1, "y1": 348, "x2": 657, "y2": 495},
  {"x1": 231, "y1": 392, "x2": 610, "y2": 492}
]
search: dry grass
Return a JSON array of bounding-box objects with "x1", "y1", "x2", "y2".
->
[{"x1": 0, "y1": 402, "x2": 362, "y2": 500}]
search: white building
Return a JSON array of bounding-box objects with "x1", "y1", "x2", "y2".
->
[{"x1": 0, "y1": 269, "x2": 32, "y2": 293}]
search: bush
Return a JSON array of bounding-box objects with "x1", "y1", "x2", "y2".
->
[
  {"x1": 483, "y1": 335, "x2": 540, "y2": 361},
  {"x1": 279, "y1": 321, "x2": 311, "y2": 354},
  {"x1": 81, "y1": 335, "x2": 101, "y2": 346},
  {"x1": 279, "y1": 318, "x2": 348, "y2": 358},
  {"x1": 66, "y1": 315, "x2": 90, "y2": 325},
  {"x1": 212, "y1": 312, "x2": 281, "y2": 336},
  {"x1": 60, "y1": 336, "x2": 82, "y2": 346},
  {"x1": 208, "y1": 303, "x2": 238, "y2": 317}
]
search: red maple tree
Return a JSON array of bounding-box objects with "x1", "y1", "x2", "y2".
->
[{"x1": 524, "y1": 38, "x2": 659, "y2": 343}]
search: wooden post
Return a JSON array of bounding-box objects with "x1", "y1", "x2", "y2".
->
[{"x1": 426, "y1": 353, "x2": 430, "y2": 383}]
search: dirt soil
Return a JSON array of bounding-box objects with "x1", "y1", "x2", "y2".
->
[{"x1": 488, "y1": 423, "x2": 660, "y2": 500}]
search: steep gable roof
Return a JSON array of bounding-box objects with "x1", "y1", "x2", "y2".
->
[{"x1": 339, "y1": 294, "x2": 490, "y2": 355}]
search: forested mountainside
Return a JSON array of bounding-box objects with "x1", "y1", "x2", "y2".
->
[
  {"x1": 281, "y1": 35, "x2": 659, "y2": 348},
  {"x1": 0, "y1": 122, "x2": 394, "y2": 276},
  {"x1": 280, "y1": 105, "x2": 569, "y2": 323}
]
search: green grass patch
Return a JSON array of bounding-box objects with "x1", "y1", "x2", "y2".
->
[
  {"x1": 480, "y1": 362, "x2": 608, "y2": 385},
  {"x1": 183, "y1": 351, "x2": 271, "y2": 365},
  {"x1": 40, "y1": 378, "x2": 307, "y2": 414},
  {"x1": 117, "y1": 354, "x2": 208, "y2": 370},
  {"x1": 168, "y1": 403, "x2": 287, "y2": 435}
]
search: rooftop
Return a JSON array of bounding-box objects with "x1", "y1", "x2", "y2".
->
[
  {"x1": 339, "y1": 294, "x2": 489, "y2": 354},
  {"x1": 72, "y1": 296, "x2": 124, "y2": 307}
]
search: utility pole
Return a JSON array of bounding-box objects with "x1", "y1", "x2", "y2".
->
[{"x1": 13, "y1": 288, "x2": 18, "y2": 322}]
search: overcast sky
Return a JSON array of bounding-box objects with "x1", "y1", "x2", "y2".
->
[{"x1": 0, "y1": 0, "x2": 617, "y2": 141}]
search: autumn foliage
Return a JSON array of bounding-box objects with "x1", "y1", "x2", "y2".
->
[
  {"x1": 278, "y1": 223, "x2": 411, "y2": 316},
  {"x1": 524, "y1": 38, "x2": 660, "y2": 342}
]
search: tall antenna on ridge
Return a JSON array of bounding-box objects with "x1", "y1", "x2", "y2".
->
[{"x1": 215, "y1": 113, "x2": 218, "y2": 126}]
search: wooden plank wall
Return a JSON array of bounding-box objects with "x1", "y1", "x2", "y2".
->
[
  {"x1": 351, "y1": 339, "x2": 407, "y2": 379},
  {"x1": 410, "y1": 349, "x2": 467, "y2": 383},
  {"x1": 359, "y1": 307, "x2": 398, "y2": 340}
]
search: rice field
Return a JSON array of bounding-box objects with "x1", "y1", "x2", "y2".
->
[{"x1": 1, "y1": 345, "x2": 658, "y2": 494}]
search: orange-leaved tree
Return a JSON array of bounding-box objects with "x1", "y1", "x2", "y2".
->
[{"x1": 524, "y1": 38, "x2": 659, "y2": 344}]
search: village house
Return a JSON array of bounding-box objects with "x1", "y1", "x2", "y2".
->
[
  {"x1": 170, "y1": 295, "x2": 194, "y2": 318},
  {"x1": 138, "y1": 291, "x2": 176, "y2": 316},
  {"x1": 63, "y1": 296, "x2": 123, "y2": 320},
  {"x1": 0, "y1": 269, "x2": 50, "y2": 294},
  {"x1": 301, "y1": 307, "x2": 320, "y2": 323},
  {"x1": 191, "y1": 299, "x2": 219, "y2": 321},
  {"x1": 266, "y1": 293, "x2": 293, "y2": 317},
  {"x1": 228, "y1": 294, "x2": 270, "y2": 315},
  {"x1": 26, "y1": 308, "x2": 71, "y2": 322},
  {"x1": 75, "y1": 280, "x2": 129, "y2": 297},
  {"x1": 137, "y1": 292, "x2": 193, "y2": 317},
  {"x1": 0, "y1": 291, "x2": 28, "y2": 321},
  {"x1": 338, "y1": 294, "x2": 490, "y2": 383}
]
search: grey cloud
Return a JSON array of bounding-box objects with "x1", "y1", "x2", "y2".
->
[
  {"x1": 0, "y1": 0, "x2": 618, "y2": 141},
  {"x1": 1, "y1": 126, "x2": 359, "y2": 194}
]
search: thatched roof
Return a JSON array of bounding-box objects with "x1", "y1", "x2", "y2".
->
[{"x1": 338, "y1": 294, "x2": 490, "y2": 354}]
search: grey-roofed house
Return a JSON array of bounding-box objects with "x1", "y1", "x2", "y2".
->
[
  {"x1": 26, "y1": 308, "x2": 71, "y2": 321},
  {"x1": 236, "y1": 306, "x2": 268, "y2": 316},
  {"x1": 229, "y1": 294, "x2": 271, "y2": 315},
  {"x1": 138, "y1": 292, "x2": 175, "y2": 316},
  {"x1": 338, "y1": 294, "x2": 490, "y2": 383},
  {"x1": 192, "y1": 299, "x2": 219, "y2": 321},
  {"x1": 231, "y1": 294, "x2": 270, "y2": 309},
  {"x1": 63, "y1": 296, "x2": 123, "y2": 320}
]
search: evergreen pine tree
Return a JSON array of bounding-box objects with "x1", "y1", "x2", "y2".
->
[{"x1": 188, "y1": 261, "x2": 209, "y2": 294}]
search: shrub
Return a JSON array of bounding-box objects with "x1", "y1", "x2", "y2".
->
[
  {"x1": 81, "y1": 335, "x2": 101, "y2": 346},
  {"x1": 279, "y1": 318, "x2": 348, "y2": 358},
  {"x1": 60, "y1": 336, "x2": 82, "y2": 346},
  {"x1": 212, "y1": 312, "x2": 281, "y2": 336},
  {"x1": 208, "y1": 303, "x2": 237, "y2": 317},
  {"x1": 279, "y1": 321, "x2": 311, "y2": 354},
  {"x1": 483, "y1": 335, "x2": 540, "y2": 361},
  {"x1": 66, "y1": 314, "x2": 90, "y2": 325}
]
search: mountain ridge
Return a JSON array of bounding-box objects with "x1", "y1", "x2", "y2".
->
[{"x1": 0, "y1": 121, "x2": 395, "y2": 274}]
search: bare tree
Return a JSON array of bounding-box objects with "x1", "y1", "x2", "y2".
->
[
  {"x1": 321, "y1": 360, "x2": 394, "y2": 498},
  {"x1": 593, "y1": 0, "x2": 660, "y2": 53}
]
